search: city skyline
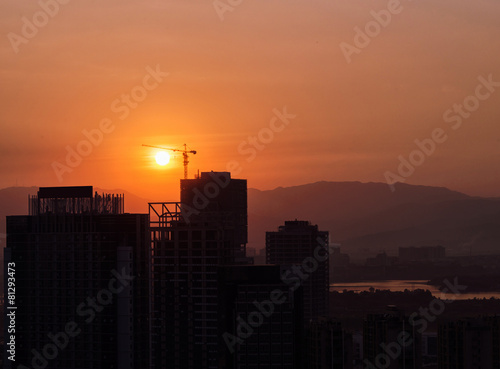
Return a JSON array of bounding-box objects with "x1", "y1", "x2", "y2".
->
[
  {"x1": 3, "y1": 178, "x2": 500, "y2": 368},
  {"x1": 3, "y1": 1, "x2": 500, "y2": 368},
  {"x1": 2, "y1": 1, "x2": 500, "y2": 201}
]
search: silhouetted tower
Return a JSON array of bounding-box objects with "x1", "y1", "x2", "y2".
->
[
  {"x1": 218, "y1": 265, "x2": 304, "y2": 368},
  {"x1": 150, "y1": 172, "x2": 249, "y2": 369},
  {"x1": 306, "y1": 318, "x2": 353, "y2": 369},
  {"x1": 363, "y1": 308, "x2": 422, "y2": 369},
  {"x1": 266, "y1": 220, "x2": 329, "y2": 324},
  {"x1": 438, "y1": 317, "x2": 500, "y2": 369},
  {"x1": 3, "y1": 186, "x2": 150, "y2": 369}
]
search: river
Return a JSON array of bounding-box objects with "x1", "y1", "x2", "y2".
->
[{"x1": 330, "y1": 280, "x2": 500, "y2": 300}]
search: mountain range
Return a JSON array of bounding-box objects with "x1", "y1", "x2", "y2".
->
[
  {"x1": 248, "y1": 182, "x2": 500, "y2": 260},
  {"x1": 1, "y1": 182, "x2": 499, "y2": 259}
]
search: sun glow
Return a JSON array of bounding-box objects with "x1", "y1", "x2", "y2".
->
[{"x1": 155, "y1": 151, "x2": 170, "y2": 166}]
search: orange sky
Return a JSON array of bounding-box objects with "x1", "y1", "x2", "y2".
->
[{"x1": 1, "y1": 0, "x2": 500, "y2": 201}]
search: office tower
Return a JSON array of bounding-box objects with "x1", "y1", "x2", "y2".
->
[
  {"x1": 438, "y1": 317, "x2": 500, "y2": 369},
  {"x1": 218, "y1": 265, "x2": 304, "y2": 369},
  {"x1": 305, "y1": 318, "x2": 353, "y2": 369},
  {"x1": 363, "y1": 307, "x2": 422, "y2": 369},
  {"x1": 180, "y1": 171, "x2": 248, "y2": 263},
  {"x1": 266, "y1": 220, "x2": 329, "y2": 323},
  {"x1": 150, "y1": 171, "x2": 249, "y2": 369},
  {"x1": 3, "y1": 186, "x2": 150, "y2": 369}
]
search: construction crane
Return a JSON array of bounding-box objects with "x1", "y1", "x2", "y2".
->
[{"x1": 142, "y1": 143, "x2": 197, "y2": 179}]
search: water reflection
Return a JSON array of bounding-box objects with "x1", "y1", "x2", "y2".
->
[{"x1": 330, "y1": 280, "x2": 500, "y2": 300}]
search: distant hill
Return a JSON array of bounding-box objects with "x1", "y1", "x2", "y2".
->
[
  {"x1": 1, "y1": 182, "x2": 499, "y2": 260},
  {"x1": 248, "y1": 182, "x2": 500, "y2": 259}
]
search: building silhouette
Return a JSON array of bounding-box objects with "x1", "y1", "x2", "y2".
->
[
  {"x1": 363, "y1": 307, "x2": 422, "y2": 369},
  {"x1": 3, "y1": 177, "x2": 323, "y2": 369},
  {"x1": 438, "y1": 317, "x2": 500, "y2": 369},
  {"x1": 150, "y1": 172, "x2": 251, "y2": 369},
  {"x1": 305, "y1": 318, "x2": 353, "y2": 369},
  {"x1": 3, "y1": 186, "x2": 150, "y2": 369},
  {"x1": 266, "y1": 220, "x2": 329, "y2": 324},
  {"x1": 218, "y1": 265, "x2": 304, "y2": 368}
]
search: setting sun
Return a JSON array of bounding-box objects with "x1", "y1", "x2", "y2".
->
[{"x1": 155, "y1": 151, "x2": 170, "y2": 166}]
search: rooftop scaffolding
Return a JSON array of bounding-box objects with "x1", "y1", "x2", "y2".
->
[{"x1": 29, "y1": 186, "x2": 124, "y2": 215}]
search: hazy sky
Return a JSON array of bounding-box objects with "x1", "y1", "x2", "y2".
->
[{"x1": 1, "y1": 0, "x2": 500, "y2": 200}]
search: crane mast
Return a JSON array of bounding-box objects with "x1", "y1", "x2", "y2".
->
[{"x1": 181, "y1": 144, "x2": 190, "y2": 180}]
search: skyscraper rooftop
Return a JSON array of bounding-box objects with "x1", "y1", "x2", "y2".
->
[{"x1": 28, "y1": 186, "x2": 124, "y2": 215}]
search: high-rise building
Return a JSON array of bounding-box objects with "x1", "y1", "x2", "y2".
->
[
  {"x1": 3, "y1": 186, "x2": 150, "y2": 369},
  {"x1": 266, "y1": 220, "x2": 329, "y2": 323},
  {"x1": 305, "y1": 318, "x2": 353, "y2": 369},
  {"x1": 218, "y1": 265, "x2": 304, "y2": 369},
  {"x1": 363, "y1": 307, "x2": 422, "y2": 369},
  {"x1": 150, "y1": 172, "x2": 250, "y2": 369},
  {"x1": 438, "y1": 317, "x2": 500, "y2": 369}
]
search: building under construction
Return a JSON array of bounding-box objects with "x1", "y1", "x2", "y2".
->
[
  {"x1": 149, "y1": 172, "x2": 249, "y2": 369},
  {"x1": 4, "y1": 186, "x2": 150, "y2": 369},
  {"x1": 28, "y1": 186, "x2": 124, "y2": 215}
]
